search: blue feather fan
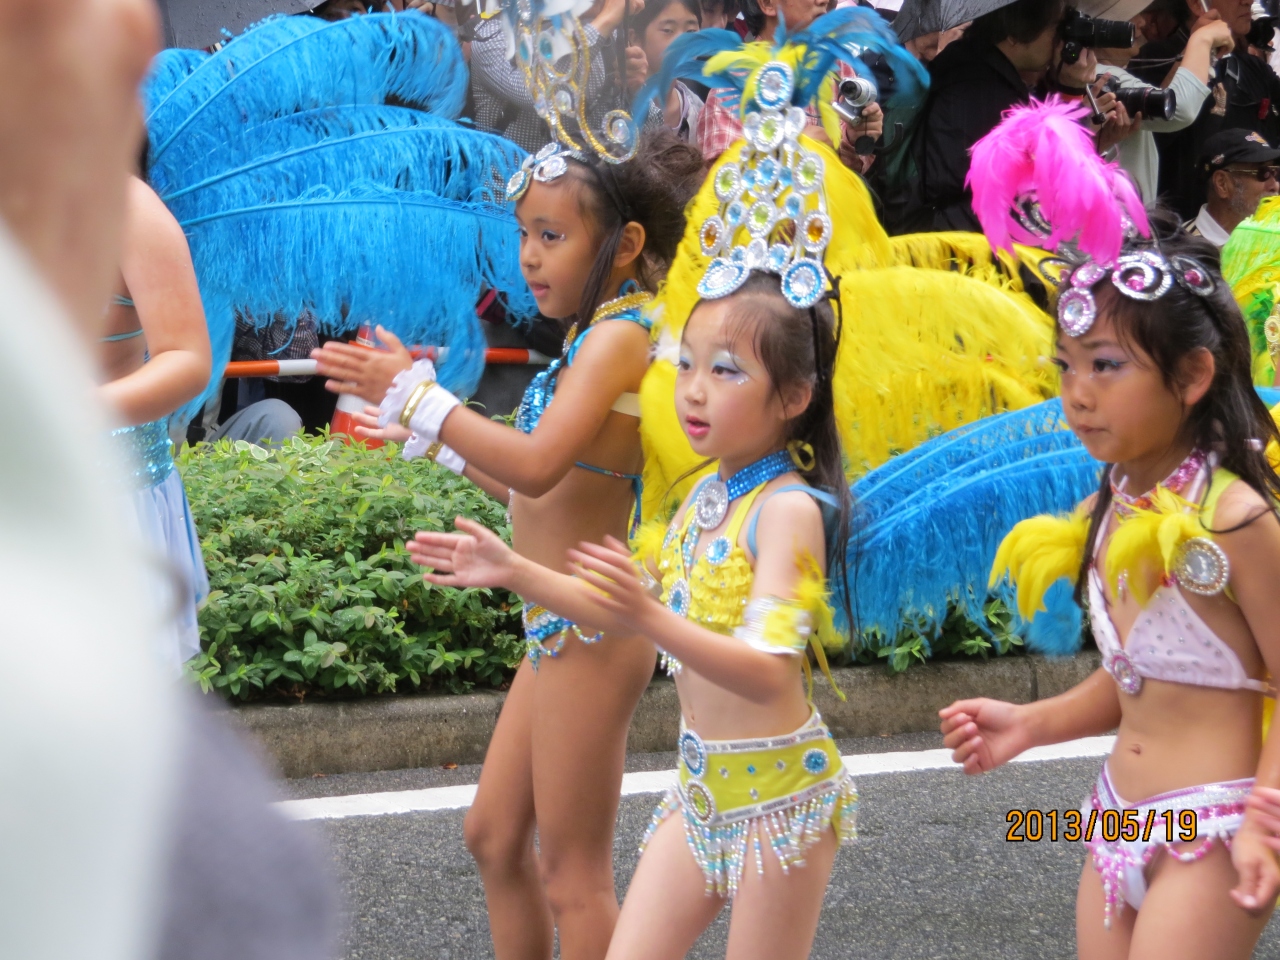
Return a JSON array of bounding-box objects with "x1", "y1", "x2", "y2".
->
[
  {"x1": 841, "y1": 400, "x2": 1101, "y2": 655},
  {"x1": 140, "y1": 10, "x2": 533, "y2": 425},
  {"x1": 146, "y1": 13, "x2": 466, "y2": 191},
  {"x1": 183, "y1": 183, "x2": 529, "y2": 399},
  {"x1": 159, "y1": 111, "x2": 524, "y2": 222}
]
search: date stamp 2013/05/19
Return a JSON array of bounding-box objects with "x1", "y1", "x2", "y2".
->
[{"x1": 1005, "y1": 809, "x2": 1199, "y2": 843}]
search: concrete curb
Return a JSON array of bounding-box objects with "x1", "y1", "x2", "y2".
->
[{"x1": 226, "y1": 651, "x2": 1102, "y2": 779}]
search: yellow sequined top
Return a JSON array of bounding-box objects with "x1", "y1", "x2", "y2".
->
[{"x1": 632, "y1": 478, "x2": 844, "y2": 693}]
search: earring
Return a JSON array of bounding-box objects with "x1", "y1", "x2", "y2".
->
[{"x1": 787, "y1": 439, "x2": 816, "y2": 472}]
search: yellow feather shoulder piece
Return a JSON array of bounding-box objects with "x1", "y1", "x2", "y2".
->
[
  {"x1": 1102, "y1": 487, "x2": 1204, "y2": 606},
  {"x1": 793, "y1": 550, "x2": 845, "y2": 701},
  {"x1": 630, "y1": 517, "x2": 670, "y2": 568},
  {"x1": 989, "y1": 510, "x2": 1090, "y2": 621}
]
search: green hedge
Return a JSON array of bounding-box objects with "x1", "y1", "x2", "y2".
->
[
  {"x1": 180, "y1": 434, "x2": 523, "y2": 702},
  {"x1": 180, "y1": 434, "x2": 1026, "y2": 703}
]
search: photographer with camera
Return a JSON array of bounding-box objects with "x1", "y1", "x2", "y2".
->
[
  {"x1": 1127, "y1": 0, "x2": 1280, "y2": 217},
  {"x1": 1092, "y1": 2, "x2": 1234, "y2": 199},
  {"x1": 904, "y1": 0, "x2": 1137, "y2": 232},
  {"x1": 904, "y1": 0, "x2": 1067, "y2": 231}
]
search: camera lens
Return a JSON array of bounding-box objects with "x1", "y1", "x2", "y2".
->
[{"x1": 1092, "y1": 17, "x2": 1136, "y2": 49}]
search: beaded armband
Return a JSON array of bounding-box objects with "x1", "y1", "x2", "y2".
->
[{"x1": 733, "y1": 596, "x2": 811, "y2": 656}]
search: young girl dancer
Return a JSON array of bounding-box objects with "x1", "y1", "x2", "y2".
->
[
  {"x1": 408, "y1": 269, "x2": 859, "y2": 960},
  {"x1": 942, "y1": 100, "x2": 1280, "y2": 960},
  {"x1": 103, "y1": 175, "x2": 211, "y2": 671},
  {"x1": 356, "y1": 130, "x2": 703, "y2": 960}
]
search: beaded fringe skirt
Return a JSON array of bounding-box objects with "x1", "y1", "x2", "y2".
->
[{"x1": 641, "y1": 711, "x2": 858, "y2": 898}]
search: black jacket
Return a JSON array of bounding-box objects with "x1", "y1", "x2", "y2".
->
[{"x1": 904, "y1": 35, "x2": 1031, "y2": 232}]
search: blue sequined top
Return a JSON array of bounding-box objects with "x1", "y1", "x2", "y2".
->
[
  {"x1": 110, "y1": 418, "x2": 175, "y2": 489},
  {"x1": 514, "y1": 305, "x2": 650, "y2": 533},
  {"x1": 514, "y1": 308, "x2": 651, "y2": 435}
]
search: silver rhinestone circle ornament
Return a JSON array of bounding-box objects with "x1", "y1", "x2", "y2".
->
[{"x1": 1174, "y1": 537, "x2": 1230, "y2": 595}]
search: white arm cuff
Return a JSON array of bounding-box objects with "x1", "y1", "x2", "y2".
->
[{"x1": 378, "y1": 358, "x2": 461, "y2": 443}]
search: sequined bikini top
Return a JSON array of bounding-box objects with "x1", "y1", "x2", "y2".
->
[
  {"x1": 514, "y1": 292, "x2": 652, "y2": 436},
  {"x1": 655, "y1": 479, "x2": 763, "y2": 634},
  {"x1": 1089, "y1": 466, "x2": 1274, "y2": 698}
]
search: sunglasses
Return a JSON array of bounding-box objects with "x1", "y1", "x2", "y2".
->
[{"x1": 1225, "y1": 164, "x2": 1280, "y2": 182}]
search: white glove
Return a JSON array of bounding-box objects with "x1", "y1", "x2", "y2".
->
[
  {"x1": 378, "y1": 358, "x2": 460, "y2": 443},
  {"x1": 402, "y1": 436, "x2": 466, "y2": 475}
]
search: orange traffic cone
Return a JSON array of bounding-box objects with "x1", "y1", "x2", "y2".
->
[{"x1": 330, "y1": 324, "x2": 384, "y2": 449}]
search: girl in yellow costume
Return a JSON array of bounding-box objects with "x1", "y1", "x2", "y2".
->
[
  {"x1": 940, "y1": 98, "x2": 1280, "y2": 960},
  {"x1": 406, "y1": 42, "x2": 886, "y2": 956}
]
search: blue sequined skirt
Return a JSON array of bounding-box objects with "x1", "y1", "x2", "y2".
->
[{"x1": 111, "y1": 419, "x2": 208, "y2": 671}]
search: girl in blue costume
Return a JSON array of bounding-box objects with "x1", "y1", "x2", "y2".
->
[
  {"x1": 942, "y1": 99, "x2": 1280, "y2": 960},
  {"x1": 355, "y1": 129, "x2": 704, "y2": 960},
  {"x1": 407, "y1": 268, "x2": 859, "y2": 960},
  {"x1": 101, "y1": 175, "x2": 211, "y2": 672}
]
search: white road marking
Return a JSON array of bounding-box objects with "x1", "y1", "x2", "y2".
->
[{"x1": 277, "y1": 735, "x2": 1116, "y2": 822}]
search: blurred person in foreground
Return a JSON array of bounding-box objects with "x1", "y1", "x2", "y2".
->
[
  {"x1": 1185, "y1": 126, "x2": 1280, "y2": 243},
  {"x1": 0, "y1": 2, "x2": 339, "y2": 959},
  {"x1": 1094, "y1": 1, "x2": 1233, "y2": 201}
]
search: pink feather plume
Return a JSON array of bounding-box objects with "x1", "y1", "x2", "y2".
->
[{"x1": 966, "y1": 96, "x2": 1148, "y2": 265}]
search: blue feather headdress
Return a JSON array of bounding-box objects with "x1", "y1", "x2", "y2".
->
[
  {"x1": 141, "y1": 11, "x2": 532, "y2": 422},
  {"x1": 631, "y1": 7, "x2": 929, "y2": 144}
]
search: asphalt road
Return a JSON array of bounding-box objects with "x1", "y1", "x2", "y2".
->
[{"x1": 279, "y1": 732, "x2": 1280, "y2": 960}]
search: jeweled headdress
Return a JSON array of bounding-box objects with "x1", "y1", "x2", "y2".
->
[
  {"x1": 488, "y1": 0, "x2": 638, "y2": 166},
  {"x1": 632, "y1": 8, "x2": 929, "y2": 308},
  {"x1": 968, "y1": 97, "x2": 1216, "y2": 338}
]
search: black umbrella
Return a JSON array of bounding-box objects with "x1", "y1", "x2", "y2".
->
[
  {"x1": 157, "y1": 0, "x2": 317, "y2": 48},
  {"x1": 891, "y1": 0, "x2": 1010, "y2": 41}
]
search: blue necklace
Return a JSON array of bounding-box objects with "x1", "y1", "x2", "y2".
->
[{"x1": 692, "y1": 448, "x2": 795, "y2": 532}]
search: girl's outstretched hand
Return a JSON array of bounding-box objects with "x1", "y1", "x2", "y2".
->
[
  {"x1": 1229, "y1": 817, "x2": 1280, "y2": 912},
  {"x1": 408, "y1": 517, "x2": 517, "y2": 590},
  {"x1": 351, "y1": 404, "x2": 412, "y2": 443},
  {"x1": 312, "y1": 324, "x2": 414, "y2": 405},
  {"x1": 569, "y1": 535, "x2": 657, "y2": 633},
  {"x1": 939, "y1": 698, "x2": 1031, "y2": 774}
]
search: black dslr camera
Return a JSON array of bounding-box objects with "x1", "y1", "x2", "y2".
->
[
  {"x1": 1060, "y1": 7, "x2": 1136, "y2": 64},
  {"x1": 1100, "y1": 75, "x2": 1177, "y2": 121}
]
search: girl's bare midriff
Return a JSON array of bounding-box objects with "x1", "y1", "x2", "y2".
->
[
  {"x1": 510, "y1": 407, "x2": 642, "y2": 580},
  {"x1": 1099, "y1": 519, "x2": 1268, "y2": 802}
]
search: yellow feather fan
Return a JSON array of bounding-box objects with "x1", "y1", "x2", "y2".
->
[{"x1": 989, "y1": 510, "x2": 1091, "y2": 620}]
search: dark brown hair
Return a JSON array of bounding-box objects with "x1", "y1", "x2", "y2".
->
[
  {"x1": 562, "y1": 129, "x2": 705, "y2": 327},
  {"x1": 1072, "y1": 208, "x2": 1280, "y2": 603},
  {"x1": 720, "y1": 270, "x2": 857, "y2": 632}
]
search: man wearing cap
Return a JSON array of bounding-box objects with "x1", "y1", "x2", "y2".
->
[
  {"x1": 1185, "y1": 127, "x2": 1280, "y2": 244},
  {"x1": 1130, "y1": 0, "x2": 1280, "y2": 220}
]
